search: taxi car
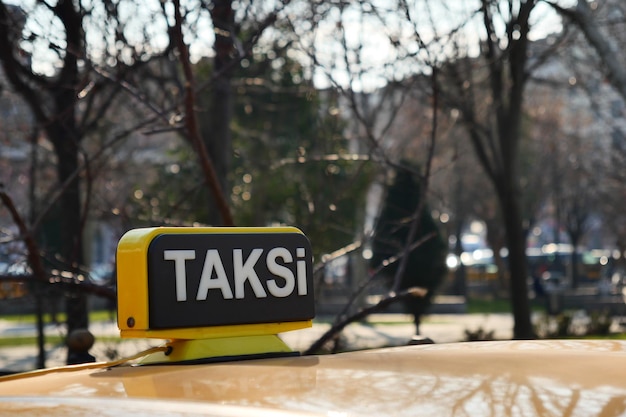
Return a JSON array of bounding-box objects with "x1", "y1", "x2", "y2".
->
[{"x1": 1, "y1": 227, "x2": 626, "y2": 416}]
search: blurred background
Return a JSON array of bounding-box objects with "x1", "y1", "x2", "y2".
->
[{"x1": 0, "y1": 0, "x2": 625, "y2": 369}]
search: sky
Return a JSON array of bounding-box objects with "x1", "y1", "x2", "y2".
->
[
  {"x1": 306, "y1": 0, "x2": 574, "y2": 91},
  {"x1": 6, "y1": 0, "x2": 574, "y2": 89}
]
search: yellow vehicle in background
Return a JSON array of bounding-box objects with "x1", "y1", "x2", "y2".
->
[{"x1": 1, "y1": 227, "x2": 625, "y2": 416}]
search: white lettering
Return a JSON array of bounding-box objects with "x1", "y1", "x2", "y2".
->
[
  {"x1": 296, "y1": 248, "x2": 307, "y2": 295},
  {"x1": 163, "y1": 250, "x2": 196, "y2": 302},
  {"x1": 197, "y1": 250, "x2": 234, "y2": 300},
  {"x1": 296, "y1": 247, "x2": 308, "y2": 295},
  {"x1": 234, "y1": 249, "x2": 267, "y2": 299},
  {"x1": 163, "y1": 245, "x2": 308, "y2": 302},
  {"x1": 266, "y1": 247, "x2": 295, "y2": 297}
]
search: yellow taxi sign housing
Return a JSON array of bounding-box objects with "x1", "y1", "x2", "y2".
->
[{"x1": 116, "y1": 227, "x2": 314, "y2": 340}]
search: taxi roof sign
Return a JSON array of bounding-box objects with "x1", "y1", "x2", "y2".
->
[{"x1": 116, "y1": 227, "x2": 315, "y2": 340}]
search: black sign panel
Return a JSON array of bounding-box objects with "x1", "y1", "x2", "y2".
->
[{"x1": 147, "y1": 233, "x2": 314, "y2": 329}]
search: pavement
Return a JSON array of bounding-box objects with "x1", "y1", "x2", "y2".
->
[{"x1": 0, "y1": 313, "x2": 515, "y2": 373}]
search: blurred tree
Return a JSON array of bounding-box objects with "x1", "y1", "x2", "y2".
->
[
  {"x1": 205, "y1": 0, "x2": 236, "y2": 226},
  {"x1": 229, "y1": 46, "x2": 374, "y2": 258},
  {"x1": 551, "y1": 0, "x2": 626, "y2": 275},
  {"x1": 552, "y1": 127, "x2": 598, "y2": 289},
  {"x1": 434, "y1": 1, "x2": 540, "y2": 338},
  {"x1": 295, "y1": 0, "x2": 543, "y2": 338},
  {"x1": 134, "y1": 40, "x2": 374, "y2": 260},
  {"x1": 553, "y1": 0, "x2": 626, "y2": 101},
  {"x1": 0, "y1": 0, "x2": 300, "y2": 366},
  {"x1": 370, "y1": 165, "x2": 447, "y2": 335},
  {"x1": 102, "y1": 0, "x2": 302, "y2": 231},
  {"x1": 0, "y1": 0, "x2": 148, "y2": 363}
]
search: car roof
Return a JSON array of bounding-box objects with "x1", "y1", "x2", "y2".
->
[{"x1": 1, "y1": 339, "x2": 626, "y2": 416}]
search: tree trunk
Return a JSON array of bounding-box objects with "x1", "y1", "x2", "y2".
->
[
  {"x1": 205, "y1": 0, "x2": 235, "y2": 226},
  {"x1": 498, "y1": 183, "x2": 534, "y2": 339},
  {"x1": 570, "y1": 235, "x2": 580, "y2": 289},
  {"x1": 49, "y1": 122, "x2": 89, "y2": 363}
]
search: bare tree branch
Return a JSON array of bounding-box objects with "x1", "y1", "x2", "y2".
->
[
  {"x1": 548, "y1": 0, "x2": 626, "y2": 101},
  {"x1": 304, "y1": 286, "x2": 427, "y2": 355},
  {"x1": 169, "y1": 0, "x2": 234, "y2": 226}
]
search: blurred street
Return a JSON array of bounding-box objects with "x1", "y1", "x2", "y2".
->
[{"x1": 0, "y1": 313, "x2": 514, "y2": 373}]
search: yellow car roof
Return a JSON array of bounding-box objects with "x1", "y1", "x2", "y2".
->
[{"x1": 1, "y1": 339, "x2": 626, "y2": 416}]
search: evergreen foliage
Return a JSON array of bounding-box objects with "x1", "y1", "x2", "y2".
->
[
  {"x1": 228, "y1": 44, "x2": 373, "y2": 258},
  {"x1": 130, "y1": 43, "x2": 374, "y2": 259},
  {"x1": 370, "y1": 165, "x2": 448, "y2": 333}
]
